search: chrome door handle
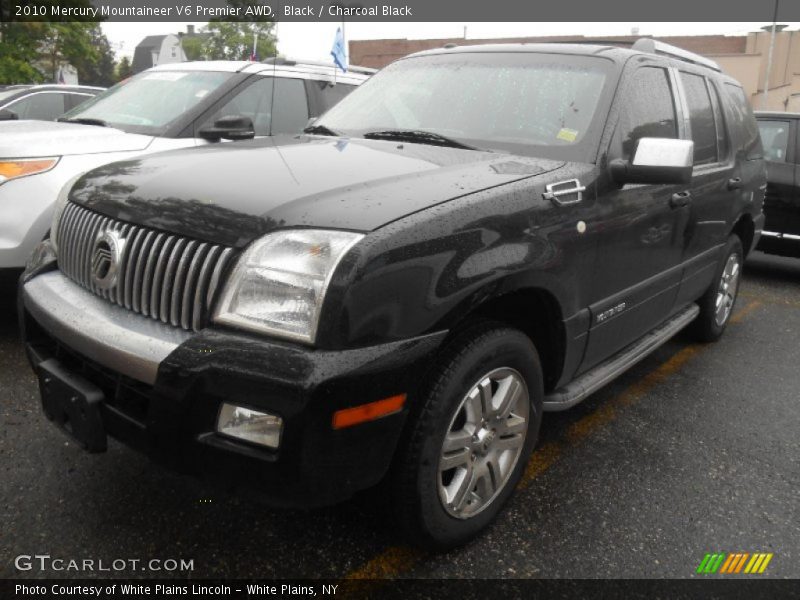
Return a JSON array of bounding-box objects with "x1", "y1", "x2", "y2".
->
[{"x1": 543, "y1": 180, "x2": 586, "y2": 206}]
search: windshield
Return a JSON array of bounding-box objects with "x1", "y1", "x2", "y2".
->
[
  {"x1": 316, "y1": 52, "x2": 613, "y2": 160},
  {"x1": 61, "y1": 70, "x2": 234, "y2": 135}
]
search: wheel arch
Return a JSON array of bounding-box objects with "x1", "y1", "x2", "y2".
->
[{"x1": 435, "y1": 281, "x2": 568, "y2": 393}]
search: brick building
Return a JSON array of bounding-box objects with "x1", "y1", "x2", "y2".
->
[{"x1": 350, "y1": 29, "x2": 800, "y2": 112}]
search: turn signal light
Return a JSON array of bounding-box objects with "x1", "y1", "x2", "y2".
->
[
  {"x1": 0, "y1": 158, "x2": 58, "y2": 184},
  {"x1": 332, "y1": 394, "x2": 407, "y2": 430}
]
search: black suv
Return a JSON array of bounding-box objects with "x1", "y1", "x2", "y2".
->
[
  {"x1": 755, "y1": 111, "x2": 800, "y2": 257},
  {"x1": 20, "y1": 40, "x2": 765, "y2": 549}
]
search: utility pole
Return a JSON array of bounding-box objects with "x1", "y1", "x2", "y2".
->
[{"x1": 762, "y1": 0, "x2": 780, "y2": 109}]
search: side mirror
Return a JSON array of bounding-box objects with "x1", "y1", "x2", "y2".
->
[
  {"x1": 198, "y1": 115, "x2": 255, "y2": 142},
  {"x1": 610, "y1": 138, "x2": 694, "y2": 185},
  {"x1": 0, "y1": 109, "x2": 19, "y2": 121}
]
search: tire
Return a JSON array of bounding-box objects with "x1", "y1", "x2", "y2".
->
[
  {"x1": 690, "y1": 234, "x2": 744, "y2": 343},
  {"x1": 390, "y1": 323, "x2": 543, "y2": 550}
]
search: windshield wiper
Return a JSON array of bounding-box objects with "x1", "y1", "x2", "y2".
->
[
  {"x1": 57, "y1": 117, "x2": 109, "y2": 127},
  {"x1": 362, "y1": 129, "x2": 481, "y2": 151},
  {"x1": 303, "y1": 123, "x2": 341, "y2": 136}
]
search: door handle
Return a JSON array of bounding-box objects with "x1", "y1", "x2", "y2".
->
[
  {"x1": 727, "y1": 177, "x2": 743, "y2": 190},
  {"x1": 669, "y1": 191, "x2": 692, "y2": 209}
]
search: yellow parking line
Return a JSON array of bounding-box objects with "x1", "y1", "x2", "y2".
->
[
  {"x1": 739, "y1": 290, "x2": 800, "y2": 310},
  {"x1": 342, "y1": 546, "x2": 420, "y2": 580},
  {"x1": 729, "y1": 300, "x2": 761, "y2": 324},
  {"x1": 520, "y1": 440, "x2": 564, "y2": 486},
  {"x1": 339, "y1": 300, "x2": 760, "y2": 581}
]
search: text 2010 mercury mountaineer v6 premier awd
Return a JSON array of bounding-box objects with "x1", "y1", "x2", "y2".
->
[{"x1": 20, "y1": 41, "x2": 765, "y2": 548}]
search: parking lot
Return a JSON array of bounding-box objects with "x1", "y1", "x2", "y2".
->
[{"x1": 1, "y1": 251, "x2": 798, "y2": 580}]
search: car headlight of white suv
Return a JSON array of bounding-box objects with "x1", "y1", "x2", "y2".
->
[
  {"x1": 213, "y1": 229, "x2": 363, "y2": 344},
  {"x1": 0, "y1": 157, "x2": 59, "y2": 186}
]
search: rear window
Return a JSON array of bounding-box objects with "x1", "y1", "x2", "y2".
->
[
  {"x1": 757, "y1": 120, "x2": 791, "y2": 162},
  {"x1": 723, "y1": 83, "x2": 762, "y2": 159},
  {"x1": 317, "y1": 82, "x2": 357, "y2": 110},
  {"x1": 679, "y1": 72, "x2": 717, "y2": 165},
  {"x1": 6, "y1": 92, "x2": 67, "y2": 120}
]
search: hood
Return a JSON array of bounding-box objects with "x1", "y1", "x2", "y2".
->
[
  {"x1": 70, "y1": 135, "x2": 565, "y2": 247},
  {"x1": 0, "y1": 120, "x2": 153, "y2": 158}
]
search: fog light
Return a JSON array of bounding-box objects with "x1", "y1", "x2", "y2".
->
[{"x1": 216, "y1": 403, "x2": 283, "y2": 448}]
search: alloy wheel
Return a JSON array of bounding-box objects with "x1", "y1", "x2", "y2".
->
[
  {"x1": 714, "y1": 252, "x2": 741, "y2": 327},
  {"x1": 437, "y1": 367, "x2": 529, "y2": 519}
]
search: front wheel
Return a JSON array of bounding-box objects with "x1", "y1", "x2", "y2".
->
[
  {"x1": 390, "y1": 324, "x2": 543, "y2": 549},
  {"x1": 691, "y1": 234, "x2": 743, "y2": 342}
]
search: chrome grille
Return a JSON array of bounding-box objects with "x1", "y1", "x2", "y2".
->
[{"x1": 57, "y1": 202, "x2": 235, "y2": 331}]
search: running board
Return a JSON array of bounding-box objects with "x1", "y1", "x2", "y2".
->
[{"x1": 543, "y1": 304, "x2": 700, "y2": 412}]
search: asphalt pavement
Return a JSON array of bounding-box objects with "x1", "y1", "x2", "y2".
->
[{"x1": 1, "y1": 253, "x2": 798, "y2": 580}]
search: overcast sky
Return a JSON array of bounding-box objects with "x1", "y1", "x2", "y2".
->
[{"x1": 102, "y1": 22, "x2": 800, "y2": 63}]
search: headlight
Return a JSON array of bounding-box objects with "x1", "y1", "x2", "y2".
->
[
  {"x1": 50, "y1": 172, "x2": 85, "y2": 254},
  {"x1": 0, "y1": 157, "x2": 59, "y2": 185},
  {"x1": 213, "y1": 229, "x2": 363, "y2": 343}
]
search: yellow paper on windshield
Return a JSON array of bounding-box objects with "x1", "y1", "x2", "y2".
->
[{"x1": 556, "y1": 128, "x2": 579, "y2": 143}]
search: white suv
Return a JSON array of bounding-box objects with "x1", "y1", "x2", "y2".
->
[{"x1": 0, "y1": 59, "x2": 372, "y2": 271}]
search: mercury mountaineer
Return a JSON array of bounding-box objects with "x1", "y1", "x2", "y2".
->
[{"x1": 20, "y1": 40, "x2": 765, "y2": 548}]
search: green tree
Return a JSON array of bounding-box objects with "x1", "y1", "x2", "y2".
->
[
  {"x1": 67, "y1": 26, "x2": 116, "y2": 86},
  {"x1": 202, "y1": 21, "x2": 277, "y2": 61},
  {"x1": 201, "y1": 1, "x2": 277, "y2": 61},
  {"x1": 39, "y1": 23, "x2": 99, "y2": 82},
  {"x1": 0, "y1": 22, "x2": 49, "y2": 83},
  {"x1": 181, "y1": 36, "x2": 206, "y2": 61},
  {"x1": 0, "y1": 0, "x2": 101, "y2": 84},
  {"x1": 115, "y1": 56, "x2": 133, "y2": 82}
]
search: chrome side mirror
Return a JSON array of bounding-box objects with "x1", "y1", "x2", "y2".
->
[{"x1": 610, "y1": 137, "x2": 694, "y2": 185}]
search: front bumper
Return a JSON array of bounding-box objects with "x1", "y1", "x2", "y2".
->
[{"x1": 22, "y1": 270, "x2": 446, "y2": 507}]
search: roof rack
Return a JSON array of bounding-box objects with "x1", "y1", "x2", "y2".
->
[
  {"x1": 261, "y1": 56, "x2": 376, "y2": 75},
  {"x1": 631, "y1": 38, "x2": 721, "y2": 72}
]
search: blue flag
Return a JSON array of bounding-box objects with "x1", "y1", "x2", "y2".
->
[{"x1": 331, "y1": 27, "x2": 347, "y2": 73}]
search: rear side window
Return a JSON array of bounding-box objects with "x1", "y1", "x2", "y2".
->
[
  {"x1": 758, "y1": 120, "x2": 791, "y2": 162},
  {"x1": 723, "y1": 83, "x2": 762, "y2": 159},
  {"x1": 708, "y1": 82, "x2": 730, "y2": 161},
  {"x1": 679, "y1": 72, "x2": 717, "y2": 165},
  {"x1": 317, "y1": 82, "x2": 357, "y2": 111},
  {"x1": 199, "y1": 76, "x2": 309, "y2": 136},
  {"x1": 204, "y1": 76, "x2": 274, "y2": 136},
  {"x1": 271, "y1": 78, "x2": 309, "y2": 134},
  {"x1": 65, "y1": 93, "x2": 94, "y2": 111},
  {"x1": 614, "y1": 67, "x2": 677, "y2": 161},
  {"x1": 8, "y1": 92, "x2": 66, "y2": 120}
]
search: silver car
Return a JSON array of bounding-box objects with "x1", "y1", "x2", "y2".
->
[{"x1": 0, "y1": 59, "x2": 371, "y2": 271}]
